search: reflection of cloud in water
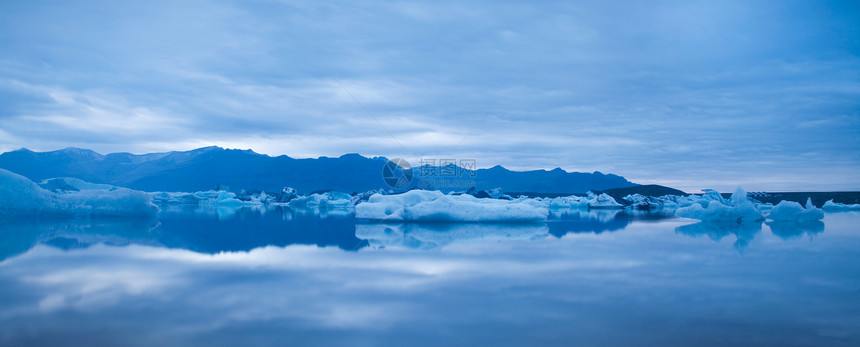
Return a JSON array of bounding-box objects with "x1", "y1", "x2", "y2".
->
[
  {"x1": 675, "y1": 221, "x2": 762, "y2": 254},
  {"x1": 355, "y1": 223, "x2": 549, "y2": 250},
  {"x1": 1, "y1": 214, "x2": 859, "y2": 346},
  {"x1": 767, "y1": 220, "x2": 825, "y2": 240}
]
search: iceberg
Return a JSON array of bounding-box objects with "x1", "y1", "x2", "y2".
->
[
  {"x1": 675, "y1": 187, "x2": 762, "y2": 223},
  {"x1": 766, "y1": 198, "x2": 824, "y2": 221},
  {"x1": 288, "y1": 191, "x2": 353, "y2": 209},
  {"x1": 543, "y1": 192, "x2": 622, "y2": 210},
  {"x1": 351, "y1": 189, "x2": 387, "y2": 205},
  {"x1": 275, "y1": 187, "x2": 299, "y2": 203},
  {"x1": 151, "y1": 190, "x2": 266, "y2": 206},
  {"x1": 623, "y1": 194, "x2": 700, "y2": 209},
  {"x1": 822, "y1": 200, "x2": 860, "y2": 211},
  {"x1": 0, "y1": 169, "x2": 159, "y2": 217},
  {"x1": 355, "y1": 190, "x2": 548, "y2": 222},
  {"x1": 546, "y1": 195, "x2": 588, "y2": 209},
  {"x1": 622, "y1": 193, "x2": 663, "y2": 209},
  {"x1": 585, "y1": 192, "x2": 623, "y2": 209},
  {"x1": 151, "y1": 191, "x2": 205, "y2": 205}
]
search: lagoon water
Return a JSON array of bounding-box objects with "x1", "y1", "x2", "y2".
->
[{"x1": 1, "y1": 206, "x2": 858, "y2": 346}]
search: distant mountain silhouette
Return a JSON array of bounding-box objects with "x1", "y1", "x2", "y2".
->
[{"x1": 0, "y1": 147, "x2": 637, "y2": 194}]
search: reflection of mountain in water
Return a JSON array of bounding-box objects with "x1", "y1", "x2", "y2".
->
[
  {"x1": 0, "y1": 205, "x2": 366, "y2": 261},
  {"x1": 675, "y1": 222, "x2": 762, "y2": 253},
  {"x1": 356, "y1": 223, "x2": 549, "y2": 250},
  {"x1": 546, "y1": 209, "x2": 675, "y2": 238}
]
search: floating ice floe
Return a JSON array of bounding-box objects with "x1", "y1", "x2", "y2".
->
[
  {"x1": 0, "y1": 169, "x2": 159, "y2": 217},
  {"x1": 276, "y1": 187, "x2": 299, "y2": 203},
  {"x1": 351, "y1": 189, "x2": 387, "y2": 205},
  {"x1": 766, "y1": 198, "x2": 824, "y2": 221},
  {"x1": 151, "y1": 190, "x2": 265, "y2": 206},
  {"x1": 355, "y1": 190, "x2": 548, "y2": 222},
  {"x1": 822, "y1": 200, "x2": 860, "y2": 211},
  {"x1": 623, "y1": 193, "x2": 700, "y2": 209},
  {"x1": 542, "y1": 192, "x2": 622, "y2": 209},
  {"x1": 545, "y1": 195, "x2": 588, "y2": 209},
  {"x1": 586, "y1": 192, "x2": 623, "y2": 208},
  {"x1": 288, "y1": 191, "x2": 353, "y2": 209},
  {"x1": 675, "y1": 187, "x2": 762, "y2": 223}
]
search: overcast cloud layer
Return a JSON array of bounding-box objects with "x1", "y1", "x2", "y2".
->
[{"x1": 1, "y1": 0, "x2": 858, "y2": 192}]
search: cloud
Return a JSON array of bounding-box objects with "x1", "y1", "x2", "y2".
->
[{"x1": 0, "y1": 0, "x2": 858, "y2": 190}]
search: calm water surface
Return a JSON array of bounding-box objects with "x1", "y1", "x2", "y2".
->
[{"x1": 1, "y1": 206, "x2": 858, "y2": 346}]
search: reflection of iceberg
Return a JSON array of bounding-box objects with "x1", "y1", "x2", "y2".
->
[
  {"x1": 356, "y1": 190, "x2": 547, "y2": 222},
  {"x1": 767, "y1": 220, "x2": 825, "y2": 240},
  {"x1": 355, "y1": 223, "x2": 549, "y2": 250},
  {"x1": 675, "y1": 221, "x2": 762, "y2": 253},
  {"x1": 550, "y1": 209, "x2": 622, "y2": 223},
  {"x1": 156, "y1": 203, "x2": 269, "y2": 220},
  {"x1": 0, "y1": 217, "x2": 160, "y2": 261},
  {"x1": 154, "y1": 205, "x2": 366, "y2": 252},
  {"x1": 0, "y1": 205, "x2": 368, "y2": 261},
  {"x1": 546, "y1": 209, "x2": 626, "y2": 237},
  {"x1": 0, "y1": 169, "x2": 159, "y2": 217},
  {"x1": 545, "y1": 209, "x2": 675, "y2": 238}
]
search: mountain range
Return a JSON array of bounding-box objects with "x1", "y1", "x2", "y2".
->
[{"x1": 0, "y1": 147, "x2": 638, "y2": 194}]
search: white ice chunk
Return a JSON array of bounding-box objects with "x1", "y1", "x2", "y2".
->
[
  {"x1": 355, "y1": 190, "x2": 548, "y2": 222},
  {"x1": 545, "y1": 192, "x2": 621, "y2": 209},
  {"x1": 675, "y1": 187, "x2": 762, "y2": 223},
  {"x1": 767, "y1": 198, "x2": 824, "y2": 221},
  {"x1": 150, "y1": 191, "x2": 204, "y2": 204},
  {"x1": 289, "y1": 192, "x2": 353, "y2": 209},
  {"x1": 822, "y1": 199, "x2": 860, "y2": 211},
  {"x1": 0, "y1": 169, "x2": 159, "y2": 217},
  {"x1": 547, "y1": 195, "x2": 587, "y2": 209},
  {"x1": 585, "y1": 192, "x2": 623, "y2": 209}
]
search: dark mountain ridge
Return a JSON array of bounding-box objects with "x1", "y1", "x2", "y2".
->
[{"x1": 0, "y1": 147, "x2": 638, "y2": 194}]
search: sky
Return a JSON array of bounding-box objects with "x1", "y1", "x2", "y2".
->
[{"x1": 0, "y1": 0, "x2": 858, "y2": 192}]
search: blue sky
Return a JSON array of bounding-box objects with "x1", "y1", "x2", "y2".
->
[{"x1": 1, "y1": 0, "x2": 858, "y2": 191}]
